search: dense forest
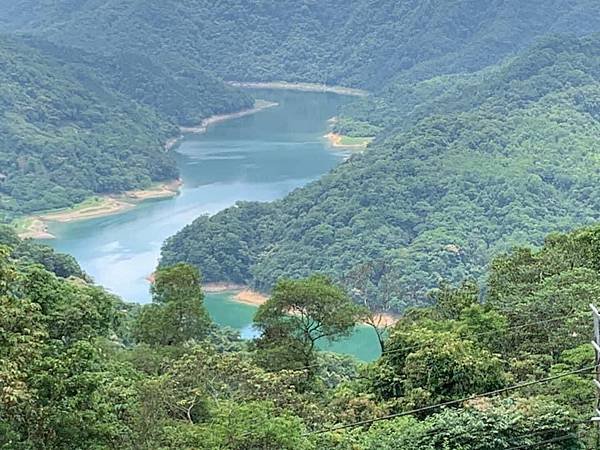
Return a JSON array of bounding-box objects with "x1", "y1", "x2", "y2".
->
[
  {"x1": 161, "y1": 34, "x2": 600, "y2": 310},
  {"x1": 1, "y1": 0, "x2": 599, "y2": 217},
  {"x1": 0, "y1": 36, "x2": 174, "y2": 220},
  {"x1": 3, "y1": 1, "x2": 600, "y2": 446},
  {"x1": 0, "y1": 34, "x2": 251, "y2": 221},
  {"x1": 3, "y1": 0, "x2": 600, "y2": 88},
  {"x1": 1, "y1": 224, "x2": 598, "y2": 448}
]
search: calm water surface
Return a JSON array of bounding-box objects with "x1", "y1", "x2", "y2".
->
[{"x1": 48, "y1": 90, "x2": 381, "y2": 361}]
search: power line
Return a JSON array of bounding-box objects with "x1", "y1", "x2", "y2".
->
[
  {"x1": 308, "y1": 365, "x2": 597, "y2": 434},
  {"x1": 504, "y1": 431, "x2": 584, "y2": 450}
]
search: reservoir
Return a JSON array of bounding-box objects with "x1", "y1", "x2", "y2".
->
[{"x1": 47, "y1": 90, "x2": 381, "y2": 361}]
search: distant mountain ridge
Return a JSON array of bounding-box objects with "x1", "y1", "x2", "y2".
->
[{"x1": 3, "y1": 0, "x2": 600, "y2": 88}]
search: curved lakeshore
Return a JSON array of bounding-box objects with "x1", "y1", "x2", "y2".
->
[
  {"x1": 179, "y1": 99, "x2": 278, "y2": 135},
  {"x1": 17, "y1": 180, "x2": 182, "y2": 240},
  {"x1": 228, "y1": 81, "x2": 369, "y2": 97},
  {"x1": 17, "y1": 99, "x2": 278, "y2": 239},
  {"x1": 43, "y1": 89, "x2": 383, "y2": 360},
  {"x1": 204, "y1": 284, "x2": 398, "y2": 326}
]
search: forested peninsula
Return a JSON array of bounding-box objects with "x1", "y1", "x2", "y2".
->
[
  {"x1": 0, "y1": 35, "x2": 252, "y2": 223},
  {"x1": 162, "y1": 34, "x2": 600, "y2": 310}
]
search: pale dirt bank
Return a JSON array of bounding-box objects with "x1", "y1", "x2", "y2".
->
[
  {"x1": 18, "y1": 180, "x2": 182, "y2": 240},
  {"x1": 18, "y1": 218, "x2": 56, "y2": 240},
  {"x1": 228, "y1": 81, "x2": 369, "y2": 97},
  {"x1": 372, "y1": 313, "x2": 399, "y2": 327},
  {"x1": 233, "y1": 289, "x2": 269, "y2": 306},
  {"x1": 179, "y1": 100, "x2": 278, "y2": 135},
  {"x1": 205, "y1": 284, "x2": 399, "y2": 326},
  {"x1": 149, "y1": 278, "x2": 398, "y2": 326},
  {"x1": 324, "y1": 132, "x2": 372, "y2": 149}
]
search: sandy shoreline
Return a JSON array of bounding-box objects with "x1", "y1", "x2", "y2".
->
[
  {"x1": 228, "y1": 81, "x2": 369, "y2": 97},
  {"x1": 202, "y1": 283, "x2": 268, "y2": 306},
  {"x1": 370, "y1": 312, "x2": 399, "y2": 327},
  {"x1": 324, "y1": 132, "x2": 372, "y2": 149},
  {"x1": 204, "y1": 284, "x2": 398, "y2": 326},
  {"x1": 233, "y1": 289, "x2": 269, "y2": 306},
  {"x1": 15, "y1": 99, "x2": 279, "y2": 239},
  {"x1": 180, "y1": 99, "x2": 278, "y2": 135},
  {"x1": 17, "y1": 180, "x2": 182, "y2": 239},
  {"x1": 164, "y1": 99, "x2": 278, "y2": 150}
]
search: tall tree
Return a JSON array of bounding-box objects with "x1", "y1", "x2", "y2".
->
[
  {"x1": 134, "y1": 264, "x2": 211, "y2": 346},
  {"x1": 254, "y1": 274, "x2": 363, "y2": 375}
]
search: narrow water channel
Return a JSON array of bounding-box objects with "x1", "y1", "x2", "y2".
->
[{"x1": 47, "y1": 90, "x2": 381, "y2": 361}]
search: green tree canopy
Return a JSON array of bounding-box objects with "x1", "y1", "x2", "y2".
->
[
  {"x1": 134, "y1": 264, "x2": 212, "y2": 346},
  {"x1": 254, "y1": 275, "x2": 364, "y2": 373}
]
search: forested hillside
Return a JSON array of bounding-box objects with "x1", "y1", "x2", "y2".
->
[
  {"x1": 1, "y1": 224, "x2": 598, "y2": 448},
  {"x1": 0, "y1": 0, "x2": 600, "y2": 217},
  {"x1": 3, "y1": 0, "x2": 600, "y2": 88},
  {"x1": 161, "y1": 35, "x2": 600, "y2": 310},
  {"x1": 22, "y1": 37, "x2": 254, "y2": 127},
  {"x1": 4, "y1": 1, "x2": 600, "y2": 447},
  {"x1": 0, "y1": 35, "x2": 251, "y2": 221},
  {"x1": 0, "y1": 36, "x2": 176, "y2": 220}
]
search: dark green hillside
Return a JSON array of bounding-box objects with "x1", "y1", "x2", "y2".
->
[
  {"x1": 0, "y1": 37, "x2": 179, "y2": 220},
  {"x1": 22, "y1": 37, "x2": 253, "y2": 126},
  {"x1": 337, "y1": 34, "x2": 600, "y2": 136},
  {"x1": 4, "y1": 0, "x2": 600, "y2": 88},
  {"x1": 161, "y1": 35, "x2": 600, "y2": 311},
  {"x1": 0, "y1": 224, "x2": 86, "y2": 279},
  {"x1": 3, "y1": 0, "x2": 600, "y2": 223},
  {"x1": 0, "y1": 36, "x2": 252, "y2": 221}
]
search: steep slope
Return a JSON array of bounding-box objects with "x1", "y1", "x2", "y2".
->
[
  {"x1": 160, "y1": 35, "x2": 600, "y2": 310},
  {"x1": 22, "y1": 37, "x2": 253, "y2": 127},
  {"x1": 0, "y1": 36, "x2": 179, "y2": 220},
  {"x1": 2, "y1": 0, "x2": 599, "y2": 88},
  {"x1": 0, "y1": 36, "x2": 252, "y2": 221}
]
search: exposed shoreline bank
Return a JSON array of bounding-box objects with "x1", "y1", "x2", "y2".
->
[
  {"x1": 17, "y1": 180, "x2": 182, "y2": 240},
  {"x1": 324, "y1": 132, "x2": 373, "y2": 149},
  {"x1": 202, "y1": 283, "x2": 268, "y2": 306},
  {"x1": 17, "y1": 99, "x2": 280, "y2": 239},
  {"x1": 228, "y1": 81, "x2": 369, "y2": 97},
  {"x1": 180, "y1": 99, "x2": 278, "y2": 135},
  {"x1": 166, "y1": 99, "x2": 278, "y2": 150},
  {"x1": 205, "y1": 284, "x2": 398, "y2": 325}
]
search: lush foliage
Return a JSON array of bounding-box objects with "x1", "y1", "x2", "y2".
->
[
  {"x1": 162, "y1": 34, "x2": 600, "y2": 311},
  {"x1": 134, "y1": 264, "x2": 212, "y2": 346},
  {"x1": 254, "y1": 275, "x2": 364, "y2": 374},
  {"x1": 0, "y1": 34, "x2": 251, "y2": 221},
  {"x1": 0, "y1": 224, "x2": 85, "y2": 279},
  {"x1": 3, "y1": 2, "x2": 600, "y2": 446},
  {"x1": 1, "y1": 225, "x2": 598, "y2": 448},
  {"x1": 3, "y1": 0, "x2": 600, "y2": 89}
]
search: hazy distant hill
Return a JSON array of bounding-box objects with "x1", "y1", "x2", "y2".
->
[{"x1": 4, "y1": 0, "x2": 600, "y2": 88}]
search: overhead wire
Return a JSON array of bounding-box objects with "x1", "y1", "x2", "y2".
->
[{"x1": 308, "y1": 365, "x2": 597, "y2": 434}]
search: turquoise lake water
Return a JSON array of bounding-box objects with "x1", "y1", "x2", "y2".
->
[{"x1": 47, "y1": 90, "x2": 381, "y2": 361}]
